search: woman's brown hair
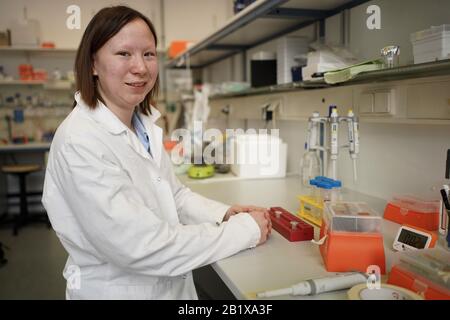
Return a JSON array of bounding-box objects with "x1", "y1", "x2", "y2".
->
[{"x1": 74, "y1": 6, "x2": 159, "y2": 115}]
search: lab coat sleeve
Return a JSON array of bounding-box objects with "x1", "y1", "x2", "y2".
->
[
  {"x1": 48, "y1": 134, "x2": 260, "y2": 277},
  {"x1": 161, "y1": 151, "x2": 230, "y2": 225}
]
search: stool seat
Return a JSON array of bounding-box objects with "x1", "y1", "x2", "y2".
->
[
  {"x1": 1, "y1": 164, "x2": 41, "y2": 174},
  {"x1": 1, "y1": 164, "x2": 49, "y2": 235}
]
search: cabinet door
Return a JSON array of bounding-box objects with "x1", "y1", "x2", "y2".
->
[{"x1": 407, "y1": 81, "x2": 450, "y2": 119}]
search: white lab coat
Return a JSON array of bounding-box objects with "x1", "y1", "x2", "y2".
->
[{"x1": 42, "y1": 92, "x2": 260, "y2": 300}]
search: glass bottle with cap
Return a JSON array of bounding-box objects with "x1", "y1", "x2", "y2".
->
[{"x1": 299, "y1": 144, "x2": 321, "y2": 188}]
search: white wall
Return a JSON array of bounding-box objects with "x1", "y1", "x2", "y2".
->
[
  {"x1": 349, "y1": 0, "x2": 450, "y2": 64},
  {"x1": 163, "y1": 0, "x2": 234, "y2": 50},
  {"x1": 0, "y1": 0, "x2": 161, "y2": 49},
  {"x1": 210, "y1": 114, "x2": 450, "y2": 202}
]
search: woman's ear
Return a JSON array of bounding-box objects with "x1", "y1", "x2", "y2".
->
[{"x1": 92, "y1": 58, "x2": 98, "y2": 76}]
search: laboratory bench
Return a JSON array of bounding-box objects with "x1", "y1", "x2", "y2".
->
[{"x1": 180, "y1": 174, "x2": 432, "y2": 300}]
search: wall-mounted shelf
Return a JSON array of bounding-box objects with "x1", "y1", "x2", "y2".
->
[
  {"x1": 0, "y1": 79, "x2": 75, "y2": 90},
  {"x1": 209, "y1": 59, "x2": 450, "y2": 100},
  {"x1": 166, "y1": 0, "x2": 370, "y2": 69},
  {"x1": 0, "y1": 80, "x2": 46, "y2": 86},
  {"x1": 0, "y1": 46, "x2": 77, "y2": 54}
]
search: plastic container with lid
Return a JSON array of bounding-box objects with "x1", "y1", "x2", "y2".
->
[
  {"x1": 410, "y1": 24, "x2": 450, "y2": 64},
  {"x1": 298, "y1": 177, "x2": 341, "y2": 227},
  {"x1": 308, "y1": 176, "x2": 341, "y2": 201},
  {"x1": 384, "y1": 195, "x2": 440, "y2": 231},
  {"x1": 388, "y1": 248, "x2": 450, "y2": 300},
  {"x1": 323, "y1": 201, "x2": 382, "y2": 233},
  {"x1": 297, "y1": 194, "x2": 323, "y2": 227},
  {"x1": 319, "y1": 201, "x2": 386, "y2": 273}
]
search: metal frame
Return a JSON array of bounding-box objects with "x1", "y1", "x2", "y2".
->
[{"x1": 166, "y1": 0, "x2": 372, "y2": 69}]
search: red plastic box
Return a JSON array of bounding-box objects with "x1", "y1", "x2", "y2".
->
[{"x1": 269, "y1": 207, "x2": 313, "y2": 242}]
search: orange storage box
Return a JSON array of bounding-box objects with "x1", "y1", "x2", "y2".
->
[
  {"x1": 319, "y1": 202, "x2": 386, "y2": 274},
  {"x1": 384, "y1": 195, "x2": 440, "y2": 231},
  {"x1": 387, "y1": 249, "x2": 450, "y2": 300},
  {"x1": 168, "y1": 40, "x2": 194, "y2": 59}
]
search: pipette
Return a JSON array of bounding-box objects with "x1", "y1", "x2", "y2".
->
[
  {"x1": 256, "y1": 272, "x2": 368, "y2": 298},
  {"x1": 329, "y1": 107, "x2": 339, "y2": 180},
  {"x1": 347, "y1": 109, "x2": 359, "y2": 183}
]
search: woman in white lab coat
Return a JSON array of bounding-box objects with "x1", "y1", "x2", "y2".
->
[{"x1": 42, "y1": 6, "x2": 271, "y2": 300}]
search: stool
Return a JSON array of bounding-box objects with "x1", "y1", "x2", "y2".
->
[{"x1": 1, "y1": 164, "x2": 50, "y2": 235}]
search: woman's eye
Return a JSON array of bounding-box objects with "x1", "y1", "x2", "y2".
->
[
  {"x1": 117, "y1": 51, "x2": 130, "y2": 57},
  {"x1": 145, "y1": 52, "x2": 156, "y2": 57}
]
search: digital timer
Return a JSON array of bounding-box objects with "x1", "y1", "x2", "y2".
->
[{"x1": 393, "y1": 225, "x2": 437, "y2": 252}]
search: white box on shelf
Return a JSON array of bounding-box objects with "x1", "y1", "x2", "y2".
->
[
  {"x1": 277, "y1": 36, "x2": 309, "y2": 84},
  {"x1": 302, "y1": 50, "x2": 350, "y2": 81},
  {"x1": 410, "y1": 24, "x2": 450, "y2": 64},
  {"x1": 231, "y1": 134, "x2": 287, "y2": 179},
  {"x1": 10, "y1": 18, "x2": 41, "y2": 47}
]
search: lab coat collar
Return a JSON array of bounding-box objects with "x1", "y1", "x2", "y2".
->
[
  {"x1": 74, "y1": 92, "x2": 161, "y2": 134},
  {"x1": 74, "y1": 92, "x2": 163, "y2": 166}
]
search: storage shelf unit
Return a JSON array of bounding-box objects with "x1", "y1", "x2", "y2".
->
[
  {"x1": 0, "y1": 80, "x2": 46, "y2": 86},
  {"x1": 166, "y1": 0, "x2": 370, "y2": 69},
  {"x1": 209, "y1": 59, "x2": 450, "y2": 100},
  {"x1": 0, "y1": 46, "x2": 77, "y2": 54}
]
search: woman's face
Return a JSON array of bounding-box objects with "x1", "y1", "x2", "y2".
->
[{"x1": 93, "y1": 18, "x2": 158, "y2": 113}]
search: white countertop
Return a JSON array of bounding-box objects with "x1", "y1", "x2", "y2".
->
[{"x1": 180, "y1": 174, "x2": 407, "y2": 300}]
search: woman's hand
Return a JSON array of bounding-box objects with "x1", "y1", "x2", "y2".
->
[
  {"x1": 223, "y1": 205, "x2": 272, "y2": 241},
  {"x1": 223, "y1": 205, "x2": 268, "y2": 222},
  {"x1": 247, "y1": 211, "x2": 271, "y2": 245}
]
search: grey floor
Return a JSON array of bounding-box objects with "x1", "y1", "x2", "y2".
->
[
  {"x1": 0, "y1": 222, "x2": 235, "y2": 300},
  {"x1": 0, "y1": 223, "x2": 67, "y2": 300}
]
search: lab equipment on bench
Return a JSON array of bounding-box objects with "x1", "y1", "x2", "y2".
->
[
  {"x1": 301, "y1": 107, "x2": 359, "y2": 182},
  {"x1": 299, "y1": 111, "x2": 322, "y2": 187},
  {"x1": 310, "y1": 176, "x2": 342, "y2": 202},
  {"x1": 387, "y1": 248, "x2": 450, "y2": 300},
  {"x1": 268, "y1": 207, "x2": 313, "y2": 242},
  {"x1": 297, "y1": 194, "x2": 323, "y2": 227},
  {"x1": 347, "y1": 283, "x2": 423, "y2": 300},
  {"x1": 318, "y1": 201, "x2": 386, "y2": 274},
  {"x1": 231, "y1": 134, "x2": 287, "y2": 179},
  {"x1": 383, "y1": 195, "x2": 440, "y2": 231},
  {"x1": 187, "y1": 164, "x2": 215, "y2": 179},
  {"x1": 299, "y1": 146, "x2": 321, "y2": 187},
  {"x1": 440, "y1": 186, "x2": 449, "y2": 236},
  {"x1": 393, "y1": 225, "x2": 437, "y2": 252},
  {"x1": 439, "y1": 149, "x2": 450, "y2": 249},
  {"x1": 257, "y1": 272, "x2": 368, "y2": 298},
  {"x1": 297, "y1": 176, "x2": 342, "y2": 227}
]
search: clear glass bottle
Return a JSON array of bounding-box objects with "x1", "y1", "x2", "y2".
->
[{"x1": 299, "y1": 149, "x2": 321, "y2": 187}]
